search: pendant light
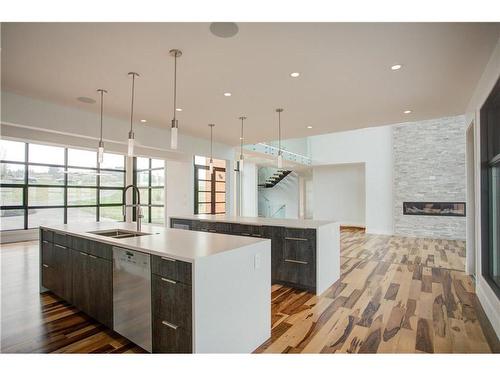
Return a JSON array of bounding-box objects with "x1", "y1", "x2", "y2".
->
[
  {"x1": 208, "y1": 123, "x2": 215, "y2": 174},
  {"x1": 96, "y1": 88, "x2": 108, "y2": 164},
  {"x1": 276, "y1": 108, "x2": 284, "y2": 168},
  {"x1": 127, "y1": 72, "x2": 140, "y2": 157},
  {"x1": 170, "y1": 49, "x2": 182, "y2": 150},
  {"x1": 238, "y1": 116, "x2": 246, "y2": 171}
]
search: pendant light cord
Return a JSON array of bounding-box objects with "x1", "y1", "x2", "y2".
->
[
  {"x1": 173, "y1": 54, "x2": 177, "y2": 121},
  {"x1": 240, "y1": 118, "x2": 244, "y2": 157},
  {"x1": 278, "y1": 110, "x2": 281, "y2": 156},
  {"x1": 129, "y1": 73, "x2": 137, "y2": 133},
  {"x1": 210, "y1": 125, "x2": 213, "y2": 159},
  {"x1": 99, "y1": 90, "x2": 104, "y2": 142}
]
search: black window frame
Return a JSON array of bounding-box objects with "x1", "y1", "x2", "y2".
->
[
  {"x1": 0, "y1": 140, "x2": 126, "y2": 231},
  {"x1": 194, "y1": 162, "x2": 226, "y2": 215},
  {"x1": 132, "y1": 157, "x2": 165, "y2": 224}
]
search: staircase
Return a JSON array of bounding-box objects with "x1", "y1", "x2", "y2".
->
[{"x1": 258, "y1": 169, "x2": 292, "y2": 188}]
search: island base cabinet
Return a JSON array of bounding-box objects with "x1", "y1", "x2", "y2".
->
[
  {"x1": 152, "y1": 320, "x2": 192, "y2": 353},
  {"x1": 71, "y1": 249, "x2": 113, "y2": 328},
  {"x1": 53, "y1": 244, "x2": 73, "y2": 302},
  {"x1": 88, "y1": 255, "x2": 113, "y2": 328},
  {"x1": 41, "y1": 238, "x2": 72, "y2": 302},
  {"x1": 151, "y1": 264, "x2": 192, "y2": 353},
  {"x1": 71, "y1": 250, "x2": 91, "y2": 314}
]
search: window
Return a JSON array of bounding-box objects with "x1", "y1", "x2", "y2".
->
[
  {"x1": 194, "y1": 156, "x2": 226, "y2": 214},
  {"x1": 0, "y1": 139, "x2": 126, "y2": 231},
  {"x1": 133, "y1": 157, "x2": 165, "y2": 224}
]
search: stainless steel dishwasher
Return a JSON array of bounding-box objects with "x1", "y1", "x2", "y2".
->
[{"x1": 113, "y1": 247, "x2": 152, "y2": 352}]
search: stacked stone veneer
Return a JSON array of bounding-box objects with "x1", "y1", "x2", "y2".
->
[{"x1": 393, "y1": 115, "x2": 466, "y2": 240}]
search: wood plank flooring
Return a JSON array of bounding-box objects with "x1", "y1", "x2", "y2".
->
[{"x1": 1, "y1": 229, "x2": 498, "y2": 353}]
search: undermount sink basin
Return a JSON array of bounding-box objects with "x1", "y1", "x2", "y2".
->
[{"x1": 88, "y1": 229, "x2": 152, "y2": 239}]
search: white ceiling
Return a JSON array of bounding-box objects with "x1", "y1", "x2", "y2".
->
[{"x1": 2, "y1": 22, "x2": 499, "y2": 146}]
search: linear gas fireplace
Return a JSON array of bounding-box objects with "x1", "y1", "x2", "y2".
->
[{"x1": 403, "y1": 202, "x2": 466, "y2": 217}]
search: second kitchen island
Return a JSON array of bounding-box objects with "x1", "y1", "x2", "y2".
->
[
  {"x1": 170, "y1": 215, "x2": 340, "y2": 295},
  {"x1": 39, "y1": 222, "x2": 270, "y2": 353}
]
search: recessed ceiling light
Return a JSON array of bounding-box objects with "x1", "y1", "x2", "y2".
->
[
  {"x1": 290, "y1": 72, "x2": 300, "y2": 78},
  {"x1": 176, "y1": 108, "x2": 182, "y2": 112},
  {"x1": 403, "y1": 110, "x2": 412, "y2": 114},
  {"x1": 140, "y1": 119, "x2": 147, "y2": 123},
  {"x1": 77, "y1": 96, "x2": 96, "y2": 104},
  {"x1": 307, "y1": 125, "x2": 313, "y2": 129},
  {"x1": 223, "y1": 92, "x2": 232, "y2": 97},
  {"x1": 391, "y1": 64, "x2": 403, "y2": 71}
]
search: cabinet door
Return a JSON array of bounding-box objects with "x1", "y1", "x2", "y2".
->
[
  {"x1": 279, "y1": 228, "x2": 316, "y2": 289},
  {"x1": 262, "y1": 226, "x2": 284, "y2": 282},
  {"x1": 88, "y1": 255, "x2": 113, "y2": 328},
  {"x1": 53, "y1": 243, "x2": 73, "y2": 302},
  {"x1": 41, "y1": 240, "x2": 57, "y2": 291},
  {"x1": 153, "y1": 320, "x2": 192, "y2": 353},
  {"x1": 71, "y1": 250, "x2": 91, "y2": 314},
  {"x1": 151, "y1": 274, "x2": 192, "y2": 353}
]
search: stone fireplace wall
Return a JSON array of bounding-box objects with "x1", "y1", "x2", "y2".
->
[{"x1": 393, "y1": 115, "x2": 466, "y2": 240}]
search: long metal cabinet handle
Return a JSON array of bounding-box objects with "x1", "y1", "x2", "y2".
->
[
  {"x1": 241, "y1": 232, "x2": 251, "y2": 236},
  {"x1": 161, "y1": 277, "x2": 177, "y2": 284},
  {"x1": 161, "y1": 320, "x2": 178, "y2": 330},
  {"x1": 42, "y1": 264, "x2": 49, "y2": 268},
  {"x1": 79, "y1": 251, "x2": 88, "y2": 256},
  {"x1": 285, "y1": 237, "x2": 308, "y2": 241},
  {"x1": 54, "y1": 244, "x2": 66, "y2": 249},
  {"x1": 88, "y1": 254, "x2": 97, "y2": 259},
  {"x1": 284, "y1": 259, "x2": 308, "y2": 265},
  {"x1": 161, "y1": 256, "x2": 176, "y2": 262}
]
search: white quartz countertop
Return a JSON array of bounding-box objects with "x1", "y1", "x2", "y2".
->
[
  {"x1": 40, "y1": 222, "x2": 268, "y2": 263},
  {"x1": 171, "y1": 214, "x2": 336, "y2": 229}
]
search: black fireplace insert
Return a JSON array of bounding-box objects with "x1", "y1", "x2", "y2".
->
[{"x1": 403, "y1": 202, "x2": 466, "y2": 217}]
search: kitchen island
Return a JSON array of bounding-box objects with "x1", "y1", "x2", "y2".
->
[
  {"x1": 39, "y1": 222, "x2": 271, "y2": 354},
  {"x1": 170, "y1": 215, "x2": 340, "y2": 295}
]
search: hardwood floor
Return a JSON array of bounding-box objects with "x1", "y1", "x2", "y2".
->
[{"x1": 1, "y1": 229, "x2": 498, "y2": 353}]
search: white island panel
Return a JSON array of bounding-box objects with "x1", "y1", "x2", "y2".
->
[
  {"x1": 193, "y1": 240, "x2": 271, "y2": 353},
  {"x1": 316, "y1": 222, "x2": 341, "y2": 295}
]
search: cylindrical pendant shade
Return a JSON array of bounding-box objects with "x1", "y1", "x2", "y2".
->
[
  {"x1": 277, "y1": 153, "x2": 283, "y2": 169},
  {"x1": 98, "y1": 146, "x2": 104, "y2": 164},
  {"x1": 171, "y1": 126, "x2": 178, "y2": 150},
  {"x1": 128, "y1": 137, "x2": 135, "y2": 157}
]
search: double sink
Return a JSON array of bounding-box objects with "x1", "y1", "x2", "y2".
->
[{"x1": 88, "y1": 229, "x2": 153, "y2": 239}]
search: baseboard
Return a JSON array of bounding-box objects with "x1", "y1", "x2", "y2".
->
[
  {"x1": 0, "y1": 229, "x2": 39, "y2": 244},
  {"x1": 476, "y1": 276, "x2": 500, "y2": 340}
]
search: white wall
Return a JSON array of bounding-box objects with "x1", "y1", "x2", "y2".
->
[
  {"x1": 241, "y1": 161, "x2": 258, "y2": 217},
  {"x1": 309, "y1": 125, "x2": 393, "y2": 235},
  {"x1": 165, "y1": 160, "x2": 194, "y2": 224},
  {"x1": 465, "y1": 37, "x2": 500, "y2": 339},
  {"x1": 312, "y1": 163, "x2": 365, "y2": 227},
  {"x1": 258, "y1": 171, "x2": 299, "y2": 219}
]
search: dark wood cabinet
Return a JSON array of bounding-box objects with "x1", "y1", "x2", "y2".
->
[
  {"x1": 70, "y1": 238, "x2": 113, "y2": 328},
  {"x1": 151, "y1": 255, "x2": 192, "y2": 285},
  {"x1": 152, "y1": 320, "x2": 192, "y2": 353},
  {"x1": 40, "y1": 235, "x2": 72, "y2": 301},
  {"x1": 152, "y1": 263, "x2": 192, "y2": 353},
  {"x1": 88, "y1": 254, "x2": 113, "y2": 327},
  {"x1": 53, "y1": 243, "x2": 73, "y2": 302},
  {"x1": 262, "y1": 226, "x2": 284, "y2": 282},
  {"x1": 171, "y1": 219, "x2": 318, "y2": 292},
  {"x1": 170, "y1": 218, "x2": 193, "y2": 230},
  {"x1": 71, "y1": 250, "x2": 91, "y2": 314}
]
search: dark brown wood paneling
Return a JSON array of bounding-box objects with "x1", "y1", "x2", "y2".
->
[
  {"x1": 71, "y1": 250, "x2": 91, "y2": 314},
  {"x1": 88, "y1": 255, "x2": 113, "y2": 328},
  {"x1": 53, "y1": 232, "x2": 69, "y2": 247},
  {"x1": 53, "y1": 243, "x2": 73, "y2": 302},
  {"x1": 151, "y1": 274, "x2": 192, "y2": 330},
  {"x1": 41, "y1": 240, "x2": 54, "y2": 267},
  {"x1": 152, "y1": 319, "x2": 192, "y2": 353},
  {"x1": 41, "y1": 229, "x2": 54, "y2": 243},
  {"x1": 151, "y1": 255, "x2": 192, "y2": 285}
]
